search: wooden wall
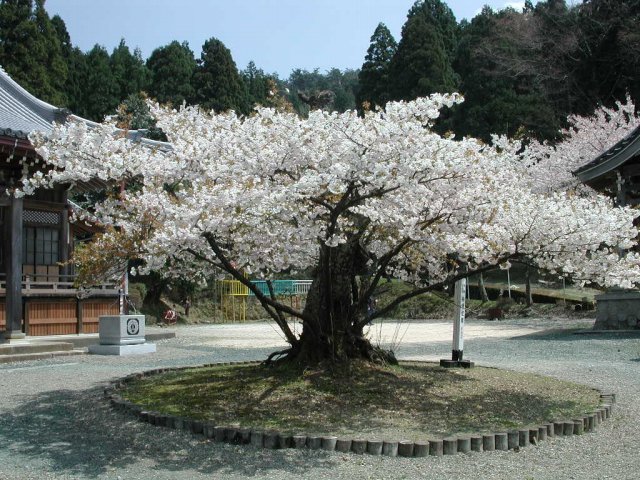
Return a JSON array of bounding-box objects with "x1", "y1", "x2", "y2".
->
[
  {"x1": 11, "y1": 298, "x2": 120, "y2": 336},
  {"x1": 80, "y1": 300, "x2": 120, "y2": 333},
  {"x1": 0, "y1": 301, "x2": 5, "y2": 331},
  {"x1": 26, "y1": 300, "x2": 76, "y2": 336}
]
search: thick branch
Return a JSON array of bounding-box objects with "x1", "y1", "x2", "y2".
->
[
  {"x1": 203, "y1": 233, "x2": 303, "y2": 345},
  {"x1": 367, "y1": 254, "x2": 517, "y2": 325}
]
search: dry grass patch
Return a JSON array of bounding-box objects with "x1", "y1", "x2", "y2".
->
[{"x1": 121, "y1": 361, "x2": 599, "y2": 439}]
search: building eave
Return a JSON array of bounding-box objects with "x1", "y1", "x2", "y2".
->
[{"x1": 574, "y1": 126, "x2": 640, "y2": 183}]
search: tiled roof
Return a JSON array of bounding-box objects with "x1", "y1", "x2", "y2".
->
[
  {"x1": 574, "y1": 126, "x2": 640, "y2": 182},
  {"x1": 0, "y1": 65, "x2": 170, "y2": 150},
  {"x1": 0, "y1": 66, "x2": 68, "y2": 139}
]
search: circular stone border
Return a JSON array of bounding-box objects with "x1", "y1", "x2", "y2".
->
[{"x1": 104, "y1": 361, "x2": 616, "y2": 458}]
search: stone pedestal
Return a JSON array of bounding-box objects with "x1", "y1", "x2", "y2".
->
[
  {"x1": 439, "y1": 359, "x2": 474, "y2": 368},
  {"x1": 594, "y1": 290, "x2": 640, "y2": 330},
  {"x1": 88, "y1": 315, "x2": 156, "y2": 355},
  {"x1": 0, "y1": 331, "x2": 26, "y2": 342}
]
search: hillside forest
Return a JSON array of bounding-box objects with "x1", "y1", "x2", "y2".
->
[{"x1": 0, "y1": 0, "x2": 637, "y2": 142}]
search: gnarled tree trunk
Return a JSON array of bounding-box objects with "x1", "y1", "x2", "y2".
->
[{"x1": 291, "y1": 240, "x2": 396, "y2": 366}]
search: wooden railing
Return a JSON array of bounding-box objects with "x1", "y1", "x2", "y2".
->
[{"x1": 0, "y1": 273, "x2": 120, "y2": 296}]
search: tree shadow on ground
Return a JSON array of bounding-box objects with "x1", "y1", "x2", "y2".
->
[{"x1": 0, "y1": 387, "x2": 337, "y2": 478}]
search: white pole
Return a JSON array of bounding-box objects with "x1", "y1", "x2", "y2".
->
[
  {"x1": 507, "y1": 268, "x2": 511, "y2": 298},
  {"x1": 452, "y1": 278, "x2": 466, "y2": 361}
]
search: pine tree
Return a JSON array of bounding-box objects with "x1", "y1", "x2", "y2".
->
[
  {"x1": 357, "y1": 22, "x2": 397, "y2": 110},
  {"x1": 0, "y1": 0, "x2": 67, "y2": 105},
  {"x1": 388, "y1": 0, "x2": 459, "y2": 100},
  {"x1": 110, "y1": 39, "x2": 150, "y2": 102},
  {"x1": 193, "y1": 37, "x2": 249, "y2": 114},
  {"x1": 146, "y1": 40, "x2": 196, "y2": 107},
  {"x1": 242, "y1": 60, "x2": 271, "y2": 107},
  {"x1": 82, "y1": 44, "x2": 120, "y2": 121}
]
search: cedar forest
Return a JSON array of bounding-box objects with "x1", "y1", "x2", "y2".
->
[{"x1": 0, "y1": 0, "x2": 637, "y2": 143}]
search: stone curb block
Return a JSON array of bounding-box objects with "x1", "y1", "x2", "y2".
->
[
  {"x1": 351, "y1": 439, "x2": 367, "y2": 454},
  {"x1": 367, "y1": 439, "x2": 383, "y2": 455},
  {"x1": 398, "y1": 441, "x2": 414, "y2": 457},
  {"x1": 414, "y1": 441, "x2": 429, "y2": 457},
  {"x1": 518, "y1": 429, "x2": 530, "y2": 447},
  {"x1": 443, "y1": 438, "x2": 457, "y2": 455},
  {"x1": 107, "y1": 363, "x2": 617, "y2": 459},
  {"x1": 429, "y1": 439, "x2": 443, "y2": 456},
  {"x1": 322, "y1": 436, "x2": 337, "y2": 451},
  {"x1": 335, "y1": 438, "x2": 351, "y2": 453},
  {"x1": 264, "y1": 432, "x2": 279, "y2": 449},
  {"x1": 495, "y1": 432, "x2": 508, "y2": 451},
  {"x1": 307, "y1": 436, "x2": 322, "y2": 450},
  {"x1": 457, "y1": 437, "x2": 471, "y2": 454},
  {"x1": 482, "y1": 434, "x2": 495, "y2": 452},
  {"x1": 382, "y1": 440, "x2": 399, "y2": 457},
  {"x1": 470, "y1": 436, "x2": 483, "y2": 452},
  {"x1": 292, "y1": 435, "x2": 307, "y2": 449}
]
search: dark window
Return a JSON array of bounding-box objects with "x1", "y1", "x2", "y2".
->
[{"x1": 22, "y1": 227, "x2": 59, "y2": 265}]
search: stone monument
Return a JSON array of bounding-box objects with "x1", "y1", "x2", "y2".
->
[{"x1": 88, "y1": 315, "x2": 157, "y2": 355}]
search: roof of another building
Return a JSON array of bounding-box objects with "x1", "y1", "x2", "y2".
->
[
  {"x1": 0, "y1": 65, "x2": 169, "y2": 149},
  {"x1": 574, "y1": 125, "x2": 640, "y2": 183}
]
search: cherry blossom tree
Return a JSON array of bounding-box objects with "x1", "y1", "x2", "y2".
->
[
  {"x1": 524, "y1": 95, "x2": 639, "y2": 193},
  {"x1": 27, "y1": 94, "x2": 640, "y2": 365}
]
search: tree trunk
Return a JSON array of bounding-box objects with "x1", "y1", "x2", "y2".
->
[
  {"x1": 478, "y1": 273, "x2": 489, "y2": 303},
  {"x1": 525, "y1": 265, "x2": 533, "y2": 307},
  {"x1": 288, "y1": 241, "x2": 396, "y2": 366}
]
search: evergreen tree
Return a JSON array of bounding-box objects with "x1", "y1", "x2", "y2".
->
[
  {"x1": 326, "y1": 68, "x2": 358, "y2": 112},
  {"x1": 64, "y1": 46, "x2": 88, "y2": 116},
  {"x1": 388, "y1": 0, "x2": 459, "y2": 100},
  {"x1": 146, "y1": 40, "x2": 196, "y2": 107},
  {"x1": 450, "y1": 7, "x2": 557, "y2": 140},
  {"x1": 576, "y1": 0, "x2": 640, "y2": 111},
  {"x1": 82, "y1": 44, "x2": 119, "y2": 121},
  {"x1": 0, "y1": 0, "x2": 67, "y2": 105},
  {"x1": 110, "y1": 39, "x2": 150, "y2": 102},
  {"x1": 34, "y1": 0, "x2": 66, "y2": 103},
  {"x1": 50, "y1": 13, "x2": 70, "y2": 58},
  {"x1": 193, "y1": 37, "x2": 249, "y2": 113},
  {"x1": 357, "y1": 22, "x2": 397, "y2": 110},
  {"x1": 242, "y1": 60, "x2": 272, "y2": 107},
  {"x1": 115, "y1": 92, "x2": 166, "y2": 141}
]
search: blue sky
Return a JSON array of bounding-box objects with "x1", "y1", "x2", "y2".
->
[{"x1": 45, "y1": 1, "x2": 539, "y2": 78}]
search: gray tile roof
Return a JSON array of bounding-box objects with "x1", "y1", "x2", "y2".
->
[
  {"x1": 574, "y1": 126, "x2": 640, "y2": 183},
  {"x1": 0, "y1": 66, "x2": 68, "y2": 139},
  {"x1": 0, "y1": 65, "x2": 170, "y2": 150}
]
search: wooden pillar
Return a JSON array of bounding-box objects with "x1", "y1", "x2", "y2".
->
[
  {"x1": 60, "y1": 191, "x2": 70, "y2": 277},
  {"x1": 76, "y1": 298, "x2": 83, "y2": 334},
  {"x1": 5, "y1": 196, "x2": 25, "y2": 338}
]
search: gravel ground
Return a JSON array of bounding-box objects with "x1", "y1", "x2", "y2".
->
[{"x1": 0, "y1": 317, "x2": 638, "y2": 480}]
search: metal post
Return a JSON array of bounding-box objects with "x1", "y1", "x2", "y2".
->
[
  {"x1": 452, "y1": 278, "x2": 466, "y2": 361},
  {"x1": 119, "y1": 288, "x2": 125, "y2": 315},
  {"x1": 507, "y1": 268, "x2": 511, "y2": 299}
]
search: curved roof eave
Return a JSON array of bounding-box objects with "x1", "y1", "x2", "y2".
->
[
  {"x1": 0, "y1": 65, "x2": 171, "y2": 151},
  {"x1": 574, "y1": 126, "x2": 640, "y2": 183}
]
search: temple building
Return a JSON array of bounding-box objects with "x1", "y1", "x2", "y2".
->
[
  {"x1": 575, "y1": 125, "x2": 640, "y2": 329},
  {"x1": 0, "y1": 67, "x2": 156, "y2": 338}
]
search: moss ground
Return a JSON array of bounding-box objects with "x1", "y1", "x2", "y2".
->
[{"x1": 121, "y1": 361, "x2": 600, "y2": 439}]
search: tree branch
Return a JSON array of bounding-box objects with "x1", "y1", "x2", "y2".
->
[{"x1": 203, "y1": 233, "x2": 303, "y2": 345}]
